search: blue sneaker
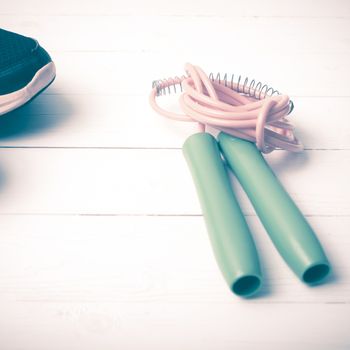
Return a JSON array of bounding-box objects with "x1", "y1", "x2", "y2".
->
[{"x1": 0, "y1": 28, "x2": 56, "y2": 116}]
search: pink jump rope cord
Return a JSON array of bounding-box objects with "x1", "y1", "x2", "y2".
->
[{"x1": 149, "y1": 63, "x2": 303, "y2": 153}]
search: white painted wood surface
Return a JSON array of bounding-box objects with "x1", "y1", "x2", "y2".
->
[{"x1": 0, "y1": 0, "x2": 349, "y2": 349}]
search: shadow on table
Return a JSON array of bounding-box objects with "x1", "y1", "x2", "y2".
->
[
  {"x1": 0, "y1": 89, "x2": 74, "y2": 193},
  {"x1": 0, "y1": 90, "x2": 73, "y2": 141}
]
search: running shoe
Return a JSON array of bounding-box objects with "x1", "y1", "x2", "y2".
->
[{"x1": 0, "y1": 28, "x2": 56, "y2": 116}]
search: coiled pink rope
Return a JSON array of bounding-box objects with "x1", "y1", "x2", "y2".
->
[{"x1": 149, "y1": 63, "x2": 303, "y2": 153}]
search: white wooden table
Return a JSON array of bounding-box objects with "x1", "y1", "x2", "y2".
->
[{"x1": 0, "y1": 1, "x2": 349, "y2": 349}]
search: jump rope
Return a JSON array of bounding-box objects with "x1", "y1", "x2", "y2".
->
[{"x1": 149, "y1": 63, "x2": 330, "y2": 297}]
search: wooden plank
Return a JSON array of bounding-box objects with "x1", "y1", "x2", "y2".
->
[
  {"x1": 1, "y1": 16, "x2": 349, "y2": 55},
  {"x1": 17, "y1": 51, "x2": 348, "y2": 97},
  {"x1": 0, "y1": 0, "x2": 349, "y2": 17},
  {"x1": 0, "y1": 148, "x2": 348, "y2": 216},
  {"x1": 0, "y1": 215, "x2": 348, "y2": 304},
  {"x1": 0, "y1": 215, "x2": 349, "y2": 349},
  {"x1": 0, "y1": 301, "x2": 348, "y2": 350},
  {"x1": 1, "y1": 95, "x2": 349, "y2": 150}
]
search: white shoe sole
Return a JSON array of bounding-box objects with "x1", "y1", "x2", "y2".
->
[{"x1": 0, "y1": 61, "x2": 56, "y2": 116}]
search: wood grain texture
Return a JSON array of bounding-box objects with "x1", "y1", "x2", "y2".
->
[
  {"x1": 18, "y1": 51, "x2": 350, "y2": 97},
  {"x1": 1, "y1": 0, "x2": 350, "y2": 17},
  {"x1": 0, "y1": 0, "x2": 349, "y2": 348},
  {"x1": 1, "y1": 95, "x2": 349, "y2": 149},
  {"x1": 0, "y1": 148, "x2": 348, "y2": 216},
  {"x1": 1, "y1": 15, "x2": 350, "y2": 54},
  {"x1": 0, "y1": 215, "x2": 348, "y2": 304},
  {"x1": 0, "y1": 215, "x2": 349, "y2": 349}
]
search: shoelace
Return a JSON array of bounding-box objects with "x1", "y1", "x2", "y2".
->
[{"x1": 149, "y1": 63, "x2": 303, "y2": 153}]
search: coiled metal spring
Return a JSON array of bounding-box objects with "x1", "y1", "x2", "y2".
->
[
  {"x1": 209, "y1": 73, "x2": 280, "y2": 99},
  {"x1": 154, "y1": 72, "x2": 277, "y2": 97},
  {"x1": 152, "y1": 73, "x2": 293, "y2": 113},
  {"x1": 152, "y1": 76, "x2": 186, "y2": 96}
]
